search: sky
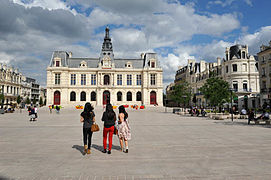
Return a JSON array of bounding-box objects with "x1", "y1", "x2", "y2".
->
[{"x1": 0, "y1": 0, "x2": 271, "y2": 89}]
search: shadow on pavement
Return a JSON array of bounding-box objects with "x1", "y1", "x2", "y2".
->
[
  {"x1": 92, "y1": 143, "x2": 121, "y2": 152},
  {"x1": 214, "y1": 121, "x2": 271, "y2": 128},
  {"x1": 72, "y1": 145, "x2": 86, "y2": 156}
]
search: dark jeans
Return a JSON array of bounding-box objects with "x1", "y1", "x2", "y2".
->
[{"x1": 83, "y1": 128, "x2": 93, "y2": 149}]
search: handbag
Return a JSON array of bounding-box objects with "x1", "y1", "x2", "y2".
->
[{"x1": 91, "y1": 123, "x2": 99, "y2": 132}]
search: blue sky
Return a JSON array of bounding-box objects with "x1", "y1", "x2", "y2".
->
[{"x1": 0, "y1": 0, "x2": 271, "y2": 88}]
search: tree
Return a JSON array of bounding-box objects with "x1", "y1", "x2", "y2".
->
[
  {"x1": 169, "y1": 81, "x2": 192, "y2": 108},
  {"x1": 33, "y1": 97, "x2": 37, "y2": 105},
  {"x1": 26, "y1": 96, "x2": 31, "y2": 105},
  {"x1": 39, "y1": 97, "x2": 43, "y2": 106},
  {"x1": 0, "y1": 93, "x2": 4, "y2": 109},
  {"x1": 16, "y1": 95, "x2": 22, "y2": 106},
  {"x1": 199, "y1": 77, "x2": 231, "y2": 110},
  {"x1": 17, "y1": 95, "x2": 22, "y2": 113}
]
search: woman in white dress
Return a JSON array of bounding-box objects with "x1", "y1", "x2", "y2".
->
[{"x1": 118, "y1": 105, "x2": 131, "y2": 153}]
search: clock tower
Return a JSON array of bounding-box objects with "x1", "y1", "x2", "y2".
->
[{"x1": 99, "y1": 26, "x2": 114, "y2": 68}]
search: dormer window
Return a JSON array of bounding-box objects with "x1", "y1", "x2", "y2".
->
[
  {"x1": 54, "y1": 57, "x2": 61, "y2": 67},
  {"x1": 80, "y1": 61, "x2": 87, "y2": 68},
  {"x1": 151, "y1": 62, "x2": 155, "y2": 68},
  {"x1": 125, "y1": 61, "x2": 132, "y2": 68}
]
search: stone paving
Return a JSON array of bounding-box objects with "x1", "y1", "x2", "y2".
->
[{"x1": 0, "y1": 107, "x2": 271, "y2": 180}]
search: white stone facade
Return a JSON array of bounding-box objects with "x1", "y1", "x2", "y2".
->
[
  {"x1": 171, "y1": 44, "x2": 260, "y2": 111},
  {"x1": 46, "y1": 28, "x2": 163, "y2": 107}
]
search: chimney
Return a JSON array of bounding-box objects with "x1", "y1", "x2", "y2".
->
[
  {"x1": 217, "y1": 57, "x2": 221, "y2": 66},
  {"x1": 141, "y1": 53, "x2": 145, "y2": 59},
  {"x1": 68, "y1": 52, "x2": 72, "y2": 58}
]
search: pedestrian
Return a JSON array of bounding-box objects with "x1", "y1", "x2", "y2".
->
[
  {"x1": 118, "y1": 105, "x2": 131, "y2": 153},
  {"x1": 49, "y1": 105, "x2": 52, "y2": 114},
  {"x1": 56, "y1": 105, "x2": 60, "y2": 114},
  {"x1": 30, "y1": 107, "x2": 35, "y2": 121},
  {"x1": 101, "y1": 104, "x2": 116, "y2": 154},
  {"x1": 80, "y1": 102, "x2": 95, "y2": 155},
  {"x1": 34, "y1": 106, "x2": 38, "y2": 121},
  {"x1": 247, "y1": 109, "x2": 255, "y2": 125}
]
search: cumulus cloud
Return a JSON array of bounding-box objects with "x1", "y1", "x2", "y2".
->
[
  {"x1": 0, "y1": 0, "x2": 264, "y2": 90},
  {"x1": 207, "y1": 0, "x2": 253, "y2": 8}
]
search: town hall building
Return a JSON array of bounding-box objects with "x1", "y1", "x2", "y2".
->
[{"x1": 46, "y1": 27, "x2": 163, "y2": 107}]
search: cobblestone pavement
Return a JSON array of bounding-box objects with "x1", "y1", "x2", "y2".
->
[{"x1": 0, "y1": 107, "x2": 271, "y2": 180}]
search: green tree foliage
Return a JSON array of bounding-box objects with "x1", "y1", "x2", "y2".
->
[
  {"x1": 169, "y1": 81, "x2": 192, "y2": 107},
  {"x1": 0, "y1": 93, "x2": 4, "y2": 109},
  {"x1": 26, "y1": 97, "x2": 31, "y2": 105},
  {"x1": 33, "y1": 97, "x2": 37, "y2": 105},
  {"x1": 199, "y1": 77, "x2": 231, "y2": 108},
  {"x1": 17, "y1": 95, "x2": 22, "y2": 105},
  {"x1": 39, "y1": 97, "x2": 43, "y2": 106}
]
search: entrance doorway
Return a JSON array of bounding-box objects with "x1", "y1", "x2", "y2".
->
[
  {"x1": 103, "y1": 91, "x2": 110, "y2": 105},
  {"x1": 150, "y1": 91, "x2": 157, "y2": 105},
  {"x1": 54, "y1": 91, "x2": 61, "y2": 105}
]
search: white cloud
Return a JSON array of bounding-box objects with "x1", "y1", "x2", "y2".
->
[
  {"x1": 207, "y1": 0, "x2": 253, "y2": 8},
  {"x1": 12, "y1": 0, "x2": 70, "y2": 10}
]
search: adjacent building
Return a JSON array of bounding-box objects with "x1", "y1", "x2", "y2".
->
[
  {"x1": 46, "y1": 27, "x2": 163, "y2": 107},
  {"x1": 169, "y1": 44, "x2": 260, "y2": 110},
  {"x1": 257, "y1": 41, "x2": 271, "y2": 107},
  {"x1": 0, "y1": 63, "x2": 41, "y2": 106}
]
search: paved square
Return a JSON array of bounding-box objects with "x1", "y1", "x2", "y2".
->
[{"x1": 0, "y1": 107, "x2": 271, "y2": 179}]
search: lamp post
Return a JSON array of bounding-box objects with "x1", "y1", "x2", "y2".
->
[{"x1": 229, "y1": 88, "x2": 233, "y2": 122}]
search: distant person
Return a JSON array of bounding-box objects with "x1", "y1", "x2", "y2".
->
[
  {"x1": 247, "y1": 109, "x2": 255, "y2": 125},
  {"x1": 80, "y1": 103, "x2": 95, "y2": 155},
  {"x1": 56, "y1": 105, "x2": 60, "y2": 114},
  {"x1": 241, "y1": 108, "x2": 247, "y2": 115},
  {"x1": 30, "y1": 107, "x2": 36, "y2": 121},
  {"x1": 101, "y1": 104, "x2": 116, "y2": 154},
  {"x1": 49, "y1": 105, "x2": 52, "y2": 114},
  {"x1": 118, "y1": 105, "x2": 131, "y2": 153},
  {"x1": 256, "y1": 110, "x2": 270, "y2": 120},
  {"x1": 34, "y1": 106, "x2": 38, "y2": 121}
]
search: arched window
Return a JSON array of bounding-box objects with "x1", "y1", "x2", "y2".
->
[
  {"x1": 104, "y1": 75, "x2": 110, "y2": 85},
  {"x1": 91, "y1": 91, "x2": 96, "y2": 101},
  {"x1": 117, "y1": 91, "x2": 122, "y2": 101},
  {"x1": 70, "y1": 91, "x2": 76, "y2": 101},
  {"x1": 127, "y1": 92, "x2": 132, "y2": 101},
  {"x1": 136, "y1": 91, "x2": 142, "y2": 101},
  {"x1": 80, "y1": 91, "x2": 86, "y2": 101}
]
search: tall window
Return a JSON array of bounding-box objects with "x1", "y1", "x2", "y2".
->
[
  {"x1": 80, "y1": 91, "x2": 86, "y2": 101},
  {"x1": 136, "y1": 91, "x2": 142, "y2": 101},
  {"x1": 226, "y1": 66, "x2": 229, "y2": 73},
  {"x1": 243, "y1": 81, "x2": 248, "y2": 91},
  {"x1": 117, "y1": 91, "x2": 122, "y2": 101},
  {"x1": 262, "y1": 68, "x2": 266, "y2": 76},
  {"x1": 91, "y1": 91, "x2": 96, "y2": 101},
  {"x1": 71, "y1": 74, "x2": 76, "y2": 85},
  {"x1": 127, "y1": 75, "x2": 132, "y2": 85},
  {"x1": 70, "y1": 91, "x2": 76, "y2": 101},
  {"x1": 233, "y1": 82, "x2": 238, "y2": 92},
  {"x1": 242, "y1": 52, "x2": 246, "y2": 59},
  {"x1": 136, "y1": 75, "x2": 141, "y2": 85},
  {"x1": 232, "y1": 64, "x2": 237, "y2": 72},
  {"x1": 55, "y1": 73, "x2": 60, "y2": 85},
  {"x1": 117, "y1": 74, "x2": 122, "y2": 85},
  {"x1": 104, "y1": 75, "x2": 110, "y2": 85},
  {"x1": 127, "y1": 92, "x2": 132, "y2": 101},
  {"x1": 91, "y1": 74, "x2": 96, "y2": 85},
  {"x1": 150, "y1": 74, "x2": 156, "y2": 85},
  {"x1": 81, "y1": 74, "x2": 86, "y2": 85},
  {"x1": 243, "y1": 63, "x2": 247, "y2": 72}
]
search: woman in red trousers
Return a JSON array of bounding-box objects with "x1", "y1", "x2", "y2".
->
[{"x1": 101, "y1": 104, "x2": 116, "y2": 154}]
